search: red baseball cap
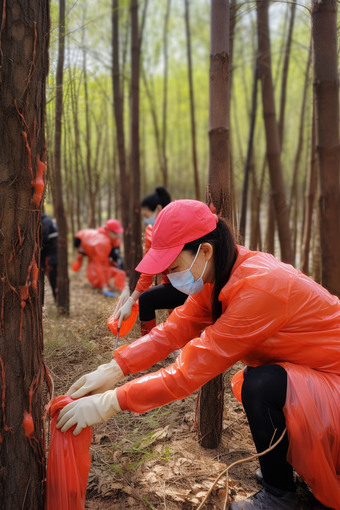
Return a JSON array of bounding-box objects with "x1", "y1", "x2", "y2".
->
[
  {"x1": 105, "y1": 219, "x2": 124, "y2": 234},
  {"x1": 136, "y1": 200, "x2": 218, "y2": 274}
]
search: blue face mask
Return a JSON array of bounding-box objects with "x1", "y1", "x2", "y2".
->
[
  {"x1": 167, "y1": 244, "x2": 208, "y2": 295},
  {"x1": 143, "y1": 210, "x2": 157, "y2": 226}
]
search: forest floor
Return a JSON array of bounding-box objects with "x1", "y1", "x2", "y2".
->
[{"x1": 43, "y1": 264, "x2": 330, "y2": 510}]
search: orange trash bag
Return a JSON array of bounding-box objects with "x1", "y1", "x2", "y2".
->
[
  {"x1": 230, "y1": 369, "x2": 244, "y2": 403},
  {"x1": 72, "y1": 253, "x2": 84, "y2": 272},
  {"x1": 45, "y1": 395, "x2": 92, "y2": 510},
  {"x1": 107, "y1": 301, "x2": 139, "y2": 337}
]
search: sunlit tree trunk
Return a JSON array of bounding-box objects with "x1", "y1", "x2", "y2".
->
[
  {"x1": 130, "y1": 0, "x2": 142, "y2": 290},
  {"x1": 54, "y1": 0, "x2": 69, "y2": 315},
  {"x1": 184, "y1": 0, "x2": 200, "y2": 200},
  {"x1": 161, "y1": 0, "x2": 171, "y2": 188},
  {"x1": 0, "y1": 1, "x2": 50, "y2": 507},
  {"x1": 199, "y1": 0, "x2": 230, "y2": 450},
  {"x1": 239, "y1": 62, "x2": 258, "y2": 242},
  {"x1": 256, "y1": 0, "x2": 292, "y2": 264},
  {"x1": 312, "y1": 0, "x2": 340, "y2": 296},
  {"x1": 290, "y1": 44, "x2": 311, "y2": 264}
]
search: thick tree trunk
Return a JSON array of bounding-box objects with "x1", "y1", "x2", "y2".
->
[
  {"x1": 239, "y1": 62, "x2": 258, "y2": 242},
  {"x1": 112, "y1": 0, "x2": 131, "y2": 275},
  {"x1": 312, "y1": 0, "x2": 340, "y2": 296},
  {"x1": 301, "y1": 112, "x2": 317, "y2": 275},
  {"x1": 54, "y1": 0, "x2": 69, "y2": 315},
  {"x1": 0, "y1": 1, "x2": 50, "y2": 508},
  {"x1": 256, "y1": 0, "x2": 292, "y2": 264},
  {"x1": 130, "y1": 0, "x2": 142, "y2": 291},
  {"x1": 199, "y1": 0, "x2": 230, "y2": 450},
  {"x1": 184, "y1": 0, "x2": 200, "y2": 200}
]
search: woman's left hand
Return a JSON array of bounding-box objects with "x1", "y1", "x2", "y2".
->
[{"x1": 56, "y1": 390, "x2": 121, "y2": 436}]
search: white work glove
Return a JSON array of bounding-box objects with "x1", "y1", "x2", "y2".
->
[
  {"x1": 56, "y1": 390, "x2": 122, "y2": 436},
  {"x1": 115, "y1": 296, "x2": 136, "y2": 328},
  {"x1": 66, "y1": 359, "x2": 124, "y2": 399}
]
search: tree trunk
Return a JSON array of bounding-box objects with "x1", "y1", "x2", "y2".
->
[
  {"x1": 112, "y1": 0, "x2": 131, "y2": 276},
  {"x1": 130, "y1": 0, "x2": 142, "y2": 291},
  {"x1": 289, "y1": 43, "x2": 311, "y2": 265},
  {"x1": 256, "y1": 0, "x2": 292, "y2": 264},
  {"x1": 184, "y1": 0, "x2": 200, "y2": 200},
  {"x1": 70, "y1": 68, "x2": 82, "y2": 231},
  {"x1": 0, "y1": 1, "x2": 50, "y2": 507},
  {"x1": 239, "y1": 62, "x2": 258, "y2": 242},
  {"x1": 278, "y1": 0, "x2": 296, "y2": 145},
  {"x1": 301, "y1": 111, "x2": 317, "y2": 275},
  {"x1": 54, "y1": 0, "x2": 69, "y2": 315},
  {"x1": 161, "y1": 0, "x2": 171, "y2": 189},
  {"x1": 312, "y1": 0, "x2": 340, "y2": 296},
  {"x1": 200, "y1": 0, "x2": 230, "y2": 450}
]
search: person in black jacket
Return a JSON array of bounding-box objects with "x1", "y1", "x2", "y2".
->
[{"x1": 41, "y1": 213, "x2": 58, "y2": 300}]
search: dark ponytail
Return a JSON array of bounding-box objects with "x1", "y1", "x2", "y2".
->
[
  {"x1": 182, "y1": 218, "x2": 237, "y2": 322},
  {"x1": 141, "y1": 187, "x2": 171, "y2": 211}
]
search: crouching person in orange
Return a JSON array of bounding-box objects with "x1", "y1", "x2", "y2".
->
[
  {"x1": 73, "y1": 219, "x2": 126, "y2": 297},
  {"x1": 58, "y1": 200, "x2": 340, "y2": 510}
]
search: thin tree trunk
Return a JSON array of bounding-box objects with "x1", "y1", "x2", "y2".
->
[
  {"x1": 130, "y1": 0, "x2": 142, "y2": 291},
  {"x1": 112, "y1": 0, "x2": 131, "y2": 275},
  {"x1": 70, "y1": 68, "x2": 82, "y2": 231},
  {"x1": 184, "y1": 0, "x2": 200, "y2": 200},
  {"x1": 256, "y1": 0, "x2": 292, "y2": 264},
  {"x1": 239, "y1": 62, "x2": 258, "y2": 242},
  {"x1": 161, "y1": 0, "x2": 171, "y2": 189},
  {"x1": 54, "y1": 0, "x2": 69, "y2": 315},
  {"x1": 199, "y1": 0, "x2": 230, "y2": 450},
  {"x1": 278, "y1": 0, "x2": 296, "y2": 145},
  {"x1": 83, "y1": 37, "x2": 96, "y2": 228},
  {"x1": 301, "y1": 114, "x2": 317, "y2": 276},
  {"x1": 0, "y1": 2, "x2": 50, "y2": 507},
  {"x1": 312, "y1": 0, "x2": 340, "y2": 296}
]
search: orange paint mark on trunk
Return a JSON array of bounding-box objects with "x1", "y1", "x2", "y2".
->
[
  {"x1": 17, "y1": 224, "x2": 23, "y2": 246},
  {"x1": 31, "y1": 155, "x2": 45, "y2": 207},
  {"x1": 32, "y1": 259, "x2": 39, "y2": 292},
  {"x1": 23, "y1": 411, "x2": 34, "y2": 438}
]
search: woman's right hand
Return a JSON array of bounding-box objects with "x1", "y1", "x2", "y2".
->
[
  {"x1": 115, "y1": 296, "x2": 136, "y2": 327},
  {"x1": 66, "y1": 359, "x2": 124, "y2": 398}
]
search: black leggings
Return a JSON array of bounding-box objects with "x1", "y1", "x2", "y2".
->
[
  {"x1": 139, "y1": 283, "x2": 187, "y2": 321},
  {"x1": 241, "y1": 364, "x2": 295, "y2": 493}
]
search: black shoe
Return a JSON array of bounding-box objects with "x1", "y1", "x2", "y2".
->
[{"x1": 230, "y1": 488, "x2": 299, "y2": 509}]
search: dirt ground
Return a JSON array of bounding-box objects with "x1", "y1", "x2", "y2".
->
[{"x1": 43, "y1": 265, "x2": 330, "y2": 510}]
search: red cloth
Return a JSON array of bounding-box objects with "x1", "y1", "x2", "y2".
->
[
  {"x1": 45, "y1": 396, "x2": 92, "y2": 510},
  {"x1": 135, "y1": 225, "x2": 169, "y2": 293},
  {"x1": 115, "y1": 246, "x2": 340, "y2": 509}
]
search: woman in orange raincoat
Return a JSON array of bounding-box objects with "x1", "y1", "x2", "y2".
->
[
  {"x1": 58, "y1": 200, "x2": 340, "y2": 510},
  {"x1": 115, "y1": 187, "x2": 187, "y2": 336}
]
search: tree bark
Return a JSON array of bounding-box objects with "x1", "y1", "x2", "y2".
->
[
  {"x1": 0, "y1": 1, "x2": 50, "y2": 507},
  {"x1": 112, "y1": 0, "x2": 131, "y2": 275},
  {"x1": 256, "y1": 0, "x2": 292, "y2": 264},
  {"x1": 278, "y1": 0, "x2": 296, "y2": 145},
  {"x1": 54, "y1": 0, "x2": 69, "y2": 315},
  {"x1": 239, "y1": 62, "x2": 258, "y2": 242},
  {"x1": 161, "y1": 0, "x2": 171, "y2": 189},
  {"x1": 70, "y1": 68, "x2": 82, "y2": 231},
  {"x1": 184, "y1": 0, "x2": 200, "y2": 200},
  {"x1": 130, "y1": 0, "x2": 142, "y2": 291},
  {"x1": 199, "y1": 0, "x2": 230, "y2": 450},
  {"x1": 312, "y1": 0, "x2": 340, "y2": 296},
  {"x1": 301, "y1": 113, "x2": 317, "y2": 275}
]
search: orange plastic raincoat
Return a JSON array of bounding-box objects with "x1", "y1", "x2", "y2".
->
[
  {"x1": 114, "y1": 246, "x2": 340, "y2": 509},
  {"x1": 135, "y1": 225, "x2": 169, "y2": 293},
  {"x1": 75, "y1": 229, "x2": 126, "y2": 290}
]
